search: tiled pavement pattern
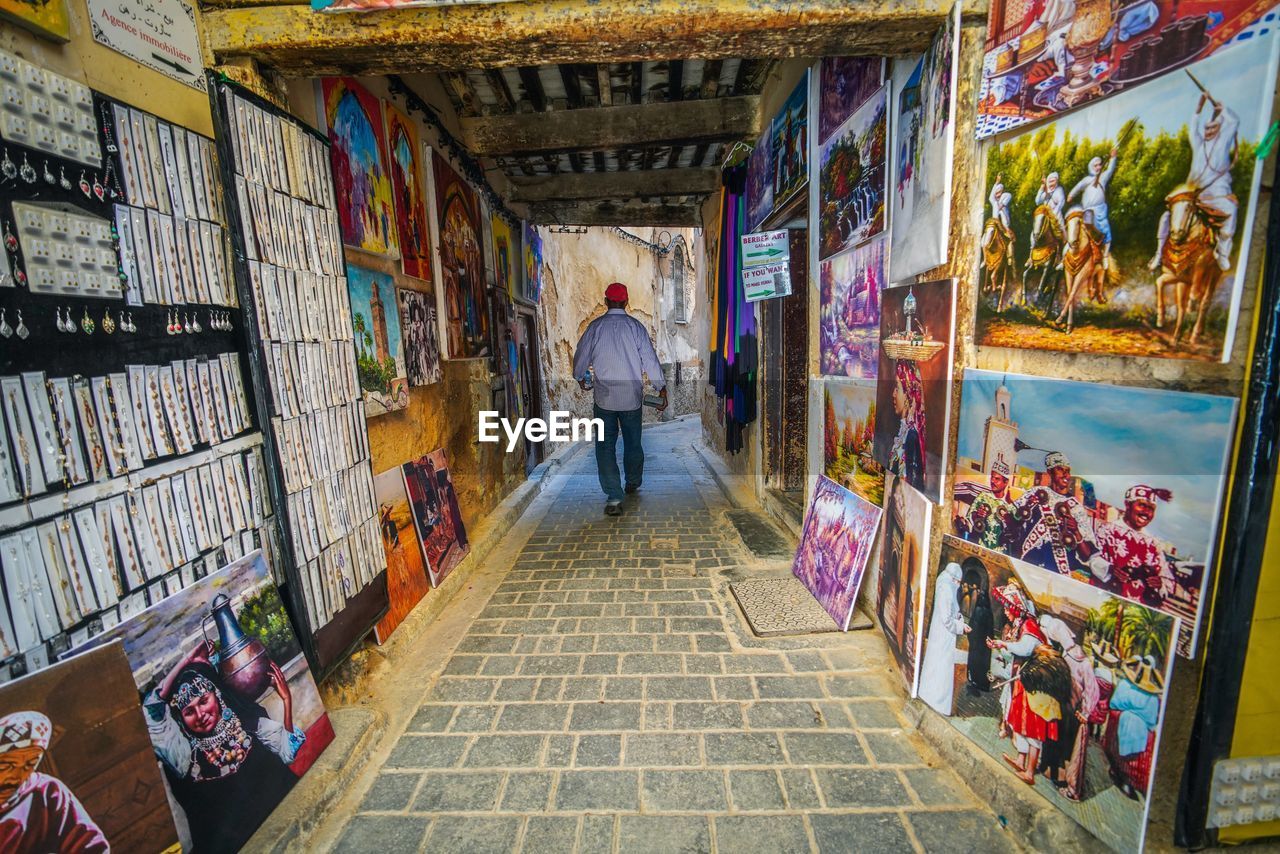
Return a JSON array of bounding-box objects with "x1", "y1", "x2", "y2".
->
[{"x1": 332, "y1": 422, "x2": 1015, "y2": 853}]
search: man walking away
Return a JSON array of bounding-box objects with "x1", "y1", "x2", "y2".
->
[{"x1": 572, "y1": 282, "x2": 668, "y2": 516}]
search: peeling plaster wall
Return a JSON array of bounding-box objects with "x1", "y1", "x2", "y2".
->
[
  {"x1": 285, "y1": 77, "x2": 527, "y2": 532},
  {"x1": 536, "y1": 226, "x2": 704, "y2": 424}
]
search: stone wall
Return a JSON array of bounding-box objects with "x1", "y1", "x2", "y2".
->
[{"x1": 535, "y1": 226, "x2": 705, "y2": 424}]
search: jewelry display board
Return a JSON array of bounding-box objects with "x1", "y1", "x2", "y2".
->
[
  {"x1": 207, "y1": 74, "x2": 388, "y2": 677},
  {"x1": 0, "y1": 48, "x2": 277, "y2": 681}
]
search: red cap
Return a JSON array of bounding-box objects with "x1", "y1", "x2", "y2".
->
[{"x1": 604, "y1": 282, "x2": 628, "y2": 302}]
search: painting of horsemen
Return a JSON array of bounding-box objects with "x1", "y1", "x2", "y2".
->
[{"x1": 975, "y1": 33, "x2": 1279, "y2": 363}]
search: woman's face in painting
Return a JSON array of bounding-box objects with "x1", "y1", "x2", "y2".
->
[
  {"x1": 180, "y1": 689, "x2": 222, "y2": 736},
  {"x1": 892, "y1": 379, "x2": 908, "y2": 417}
]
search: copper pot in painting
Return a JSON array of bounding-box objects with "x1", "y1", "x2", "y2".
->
[{"x1": 203, "y1": 593, "x2": 272, "y2": 698}]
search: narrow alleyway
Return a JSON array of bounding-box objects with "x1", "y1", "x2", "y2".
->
[{"x1": 324, "y1": 420, "x2": 1016, "y2": 853}]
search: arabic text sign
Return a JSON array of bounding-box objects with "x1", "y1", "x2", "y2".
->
[{"x1": 88, "y1": 0, "x2": 203, "y2": 90}]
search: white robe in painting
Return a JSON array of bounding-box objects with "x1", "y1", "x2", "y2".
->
[{"x1": 918, "y1": 562, "x2": 967, "y2": 715}]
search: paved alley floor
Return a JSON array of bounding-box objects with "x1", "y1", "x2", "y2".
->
[{"x1": 325, "y1": 419, "x2": 1017, "y2": 853}]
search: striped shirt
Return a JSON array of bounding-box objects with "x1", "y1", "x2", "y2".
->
[{"x1": 572, "y1": 309, "x2": 666, "y2": 412}]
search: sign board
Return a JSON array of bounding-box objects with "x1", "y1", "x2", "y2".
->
[
  {"x1": 87, "y1": 0, "x2": 204, "y2": 91},
  {"x1": 740, "y1": 228, "x2": 792, "y2": 302}
]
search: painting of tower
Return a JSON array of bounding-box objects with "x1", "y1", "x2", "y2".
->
[
  {"x1": 980, "y1": 376, "x2": 1018, "y2": 476},
  {"x1": 371, "y1": 285, "x2": 389, "y2": 364}
]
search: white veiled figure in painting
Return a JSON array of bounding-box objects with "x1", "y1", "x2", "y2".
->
[{"x1": 919, "y1": 562, "x2": 969, "y2": 715}]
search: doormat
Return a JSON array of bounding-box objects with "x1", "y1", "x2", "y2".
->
[
  {"x1": 725, "y1": 509, "x2": 794, "y2": 559},
  {"x1": 731, "y1": 577, "x2": 871, "y2": 637}
]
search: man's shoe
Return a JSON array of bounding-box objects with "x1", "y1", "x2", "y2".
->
[
  {"x1": 605, "y1": 501, "x2": 623, "y2": 516},
  {"x1": 624, "y1": 483, "x2": 640, "y2": 494}
]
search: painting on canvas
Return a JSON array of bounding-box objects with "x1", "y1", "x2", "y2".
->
[
  {"x1": 950, "y1": 369, "x2": 1236, "y2": 654},
  {"x1": 745, "y1": 127, "x2": 774, "y2": 230},
  {"x1": 432, "y1": 151, "x2": 491, "y2": 358},
  {"x1": 822, "y1": 378, "x2": 884, "y2": 506},
  {"x1": 919, "y1": 536, "x2": 1176, "y2": 853},
  {"x1": 373, "y1": 467, "x2": 431, "y2": 643},
  {"x1": 976, "y1": 0, "x2": 1277, "y2": 139},
  {"x1": 817, "y1": 56, "x2": 884, "y2": 143},
  {"x1": 69, "y1": 552, "x2": 335, "y2": 853},
  {"x1": 819, "y1": 235, "x2": 885, "y2": 379},
  {"x1": 872, "y1": 278, "x2": 956, "y2": 504},
  {"x1": 817, "y1": 84, "x2": 888, "y2": 260},
  {"x1": 320, "y1": 77, "x2": 397, "y2": 255},
  {"x1": 384, "y1": 103, "x2": 432, "y2": 280},
  {"x1": 348, "y1": 264, "x2": 409, "y2": 416},
  {"x1": 792, "y1": 475, "x2": 883, "y2": 630},
  {"x1": 398, "y1": 287, "x2": 442, "y2": 386},
  {"x1": 976, "y1": 34, "x2": 1279, "y2": 362},
  {"x1": 403, "y1": 450, "x2": 470, "y2": 587},
  {"x1": 889, "y1": 4, "x2": 960, "y2": 280},
  {"x1": 876, "y1": 472, "x2": 933, "y2": 695},
  {"x1": 0, "y1": 643, "x2": 178, "y2": 851},
  {"x1": 770, "y1": 71, "x2": 810, "y2": 212}
]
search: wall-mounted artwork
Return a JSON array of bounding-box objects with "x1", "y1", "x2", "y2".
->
[
  {"x1": 817, "y1": 84, "x2": 888, "y2": 261},
  {"x1": 877, "y1": 473, "x2": 934, "y2": 696},
  {"x1": 951, "y1": 369, "x2": 1236, "y2": 655},
  {"x1": 373, "y1": 467, "x2": 431, "y2": 643},
  {"x1": 319, "y1": 77, "x2": 397, "y2": 255},
  {"x1": 770, "y1": 71, "x2": 810, "y2": 213},
  {"x1": 0, "y1": 643, "x2": 179, "y2": 851},
  {"x1": 0, "y1": 0, "x2": 68, "y2": 41},
  {"x1": 745, "y1": 127, "x2": 774, "y2": 231},
  {"x1": 403, "y1": 450, "x2": 470, "y2": 587},
  {"x1": 819, "y1": 234, "x2": 885, "y2": 379},
  {"x1": 889, "y1": 4, "x2": 960, "y2": 280},
  {"x1": 490, "y1": 214, "x2": 517, "y2": 298},
  {"x1": 976, "y1": 0, "x2": 1277, "y2": 139},
  {"x1": 431, "y1": 150, "x2": 491, "y2": 359},
  {"x1": 872, "y1": 278, "x2": 956, "y2": 503},
  {"x1": 817, "y1": 56, "x2": 884, "y2": 143},
  {"x1": 792, "y1": 475, "x2": 883, "y2": 631},
  {"x1": 384, "y1": 103, "x2": 431, "y2": 281},
  {"x1": 976, "y1": 34, "x2": 1279, "y2": 362},
  {"x1": 69, "y1": 551, "x2": 335, "y2": 853},
  {"x1": 822, "y1": 378, "x2": 884, "y2": 505},
  {"x1": 522, "y1": 222, "x2": 543, "y2": 304},
  {"x1": 921, "y1": 536, "x2": 1177, "y2": 854},
  {"x1": 348, "y1": 264, "x2": 408, "y2": 416},
  {"x1": 397, "y1": 287, "x2": 442, "y2": 387}
]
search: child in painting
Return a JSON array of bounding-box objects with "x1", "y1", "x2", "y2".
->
[
  {"x1": 887, "y1": 361, "x2": 927, "y2": 493},
  {"x1": 148, "y1": 641, "x2": 305, "y2": 853},
  {"x1": 0, "y1": 712, "x2": 107, "y2": 853}
]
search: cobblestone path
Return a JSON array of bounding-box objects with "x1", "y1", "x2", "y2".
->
[{"x1": 328, "y1": 420, "x2": 1016, "y2": 853}]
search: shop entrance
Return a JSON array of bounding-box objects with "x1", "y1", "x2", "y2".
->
[{"x1": 761, "y1": 227, "x2": 809, "y2": 501}]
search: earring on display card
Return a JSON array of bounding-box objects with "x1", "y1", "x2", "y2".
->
[
  {"x1": 80, "y1": 308, "x2": 94, "y2": 335},
  {"x1": 15, "y1": 310, "x2": 28, "y2": 340},
  {"x1": 42, "y1": 160, "x2": 54, "y2": 185},
  {"x1": 78, "y1": 171, "x2": 91, "y2": 198},
  {"x1": 54, "y1": 307, "x2": 65, "y2": 333},
  {"x1": 59, "y1": 167, "x2": 71, "y2": 191},
  {"x1": 102, "y1": 309, "x2": 115, "y2": 335},
  {"x1": 189, "y1": 313, "x2": 201, "y2": 334},
  {"x1": 92, "y1": 172, "x2": 104, "y2": 202},
  {"x1": 124, "y1": 311, "x2": 136, "y2": 333},
  {"x1": 18, "y1": 153, "x2": 34, "y2": 184},
  {"x1": 0, "y1": 148, "x2": 15, "y2": 180},
  {"x1": 0, "y1": 309, "x2": 10, "y2": 338},
  {"x1": 2, "y1": 222, "x2": 15, "y2": 254}
]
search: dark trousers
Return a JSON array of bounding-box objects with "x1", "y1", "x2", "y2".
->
[{"x1": 594, "y1": 404, "x2": 643, "y2": 502}]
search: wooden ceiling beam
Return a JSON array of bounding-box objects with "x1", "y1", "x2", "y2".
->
[
  {"x1": 509, "y1": 168, "x2": 720, "y2": 202},
  {"x1": 699, "y1": 59, "x2": 723, "y2": 99},
  {"x1": 560, "y1": 65, "x2": 584, "y2": 109},
  {"x1": 460, "y1": 95, "x2": 760, "y2": 156},
  {"x1": 527, "y1": 200, "x2": 703, "y2": 228},
  {"x1": 206, "y1": 0, "x2": 980, "y2": 75},
  {"x1": 668, "y1": 60, "x2": 684, "y2": 101},
  {"x1": 517, "y1": 66, "x2": 546, "y2": 111},
  {"x1": 596, "y1": 65, "x2": 613, "y2": 107}
]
